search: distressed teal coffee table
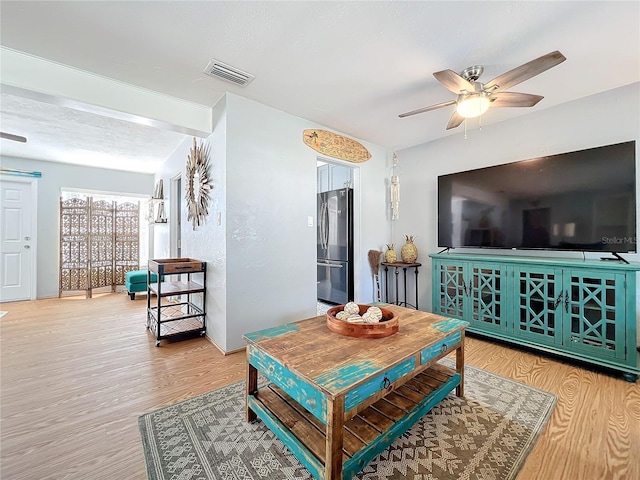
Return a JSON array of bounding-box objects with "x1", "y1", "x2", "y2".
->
[{"x1": 244, "y1": 305, "x2": 469, "y2": 480}]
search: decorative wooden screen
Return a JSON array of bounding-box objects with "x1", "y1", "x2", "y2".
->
[
  {"x1": 89, "y1": 199, "x2": 115, "y2": 292},
  {"x1": 114, "y1": 202, "x2": 140, "y2": 285},
  {"x1": 59, "y1": 197, "x2": 139, "y2": 298},
  {"x1": 60, "y1": 198, "x2": 90, "y2": 295}
]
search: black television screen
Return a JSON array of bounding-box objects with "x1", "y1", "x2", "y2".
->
[{"x1": 437, "y1": 141, "x2": 637, "y2": 253}]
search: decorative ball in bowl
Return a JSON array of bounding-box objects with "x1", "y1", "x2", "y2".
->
[{"x1": 326, "y1": 302, "x2": 398, "y2": 338}]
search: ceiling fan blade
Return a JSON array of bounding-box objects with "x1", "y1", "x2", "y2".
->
[
  {"x1": 490, "y1": 92, "x2": 544, "y2": 108},
  {"x1": 0, "y1": 132, "x2": 27, "y2": 143},
  {"x1": 446, "y1": 111, "x2": 465, "y2": 130},
  {"x1": 398, "y1": 99, "x2": 456, "y2": 118},
  {"x1": 484, "y1": 50, "x2": 566, "y2": 93},
  {"x1": 433, "y1": 69, "x2": 475, "y2": 94}
]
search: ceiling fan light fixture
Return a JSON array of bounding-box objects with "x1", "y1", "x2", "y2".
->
[{"x1": 456, "y1": 94, "x2": 490, "y2": 118}]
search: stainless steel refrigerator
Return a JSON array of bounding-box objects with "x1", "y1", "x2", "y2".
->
[{"x1": 317, "y1": 188, "x2": 354, "y2": 304}]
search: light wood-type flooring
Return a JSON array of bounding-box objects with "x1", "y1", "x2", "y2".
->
[{"x1": 1, "y1": 293, "x2": 638, "y2": 479}]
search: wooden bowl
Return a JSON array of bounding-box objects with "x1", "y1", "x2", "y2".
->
[{"x1": 326, "y1": 304, "x2": 398, "y2": 338}]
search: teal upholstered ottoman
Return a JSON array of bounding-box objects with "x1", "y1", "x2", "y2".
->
[{"x1": 125, "y1": 270, "x2": 158, "y2": 300}]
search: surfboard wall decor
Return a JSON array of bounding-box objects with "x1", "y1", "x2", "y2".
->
[{"x1": 303, "y1": 129, "x2": 371, "y2": 163}]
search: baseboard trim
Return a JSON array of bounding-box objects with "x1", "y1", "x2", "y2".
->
[{"x1": 204, "y1": 334, "x2": 246, "y2": 356}]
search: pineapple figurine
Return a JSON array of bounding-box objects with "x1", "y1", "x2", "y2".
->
[
  {"x1": 384, "y1": 244, "x2": 397, "y2": 263},
  {"x1": 401, "y1": 235, "x2": 418, "y2": 263}
]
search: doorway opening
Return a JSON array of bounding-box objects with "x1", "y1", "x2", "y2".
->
[{"x1": 316, "y1": 159, "x2": 356, "y2": 310}]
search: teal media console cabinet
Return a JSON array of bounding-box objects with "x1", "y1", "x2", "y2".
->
[{"x1": 430, "y1": 253, "x2": 639, "y2": 381}]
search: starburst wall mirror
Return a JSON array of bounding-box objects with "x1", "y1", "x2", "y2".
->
[{"x1": 185, "y1": 137, "x2": 212, "y2": 230}]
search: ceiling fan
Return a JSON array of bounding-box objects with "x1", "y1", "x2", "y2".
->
[{"x1": 399, "y1": 50, "x2": 566, "y2": 130}]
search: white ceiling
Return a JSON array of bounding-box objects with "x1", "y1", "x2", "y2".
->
[{"x1": 0, "y1": 1, "x2": 638, "y2": 173}]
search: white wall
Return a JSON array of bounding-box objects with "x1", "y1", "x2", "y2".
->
[
  {"x1": 153, "y1": 96, "x2": 228, "y2": 351},
  {"x1": 0, "y1": 156, "x2": 154, "y2": 298},
  {"x1": 153, "y1": 93, "x2": 391, "y2": 352},
  {"x1": 395, "y1": 82, "x2": 640, "y2": 312}
]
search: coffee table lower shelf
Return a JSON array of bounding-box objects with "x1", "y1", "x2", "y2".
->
[{"x1": 247, "y1": 363, "x2": 459, "y2": 480}]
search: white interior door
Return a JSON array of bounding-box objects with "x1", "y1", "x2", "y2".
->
[{"x1": 0, "y1": 178, "x2": 37, "y2": 302}]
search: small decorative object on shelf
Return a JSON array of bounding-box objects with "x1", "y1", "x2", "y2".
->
[
  {"x1": 146, "y1": 197, "x2": 167, "y2": 224},
  {"x1": 384, "y1": 243, "x2": 397, "y2": 263},
  {"x1": 401, "y1": 234, "x2": 418, "y2": 263},
  {"x1": 155, "y1": 202, "x2": 166, "y2": 223},
  {"x1": 153, "y1": 179, "x2": 164, "y2": 199},
  {"x1": 147, "y1": 179, "x2": 167, "y2": 224}
]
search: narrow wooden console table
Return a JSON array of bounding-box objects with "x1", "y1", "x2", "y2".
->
[{"x1": 244, "y1": 306, "x2": 469, "y2": 480}]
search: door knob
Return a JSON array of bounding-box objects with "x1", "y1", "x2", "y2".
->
[
  {"x1": 24, "y1": 236, "x2": 31, "y2": 241},
  {"x1": 24, "y1": 245, "x2": 31, "y2": 249}
]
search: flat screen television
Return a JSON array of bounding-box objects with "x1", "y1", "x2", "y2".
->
[{"x1": 437, "y1": 141, "x2": 637, "y2": 253}]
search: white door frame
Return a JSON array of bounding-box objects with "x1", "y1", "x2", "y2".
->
[
  {"x1": 169, "y1": 172, "x2": 182, "y2": 258},
  {"x1": 0, "y1": 174, "x2": 38, "y2": 301}
]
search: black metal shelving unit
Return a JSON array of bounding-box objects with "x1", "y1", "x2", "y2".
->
[{"x1": 146, "y1": 258, "x2": 206, "y2": 346}]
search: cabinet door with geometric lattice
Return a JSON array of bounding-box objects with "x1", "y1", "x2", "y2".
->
[
  {"x1": 513, "y1": 265, "x2": 563, "y2": 346},
  {"x1": 563, "y1": 271, "x2": 626, "y2": 360},
  {"x1": 466, "y1": 263, "x2": 507, "y2": 332},
  {"x1": 432, "y1": 260, "x2": 465, "y2": 319}
]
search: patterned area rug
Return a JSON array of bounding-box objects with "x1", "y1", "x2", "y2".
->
[{"x1": 139, "y1": 359, "x2": 556, "y2": 480}]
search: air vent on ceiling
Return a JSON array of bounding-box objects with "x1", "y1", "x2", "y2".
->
[{"x1": 203, "y1": 59, "x2": 255, "y2": 87}]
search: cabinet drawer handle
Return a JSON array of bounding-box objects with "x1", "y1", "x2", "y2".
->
[
  {"x1": 382, "y1": 376, "x2": 391, "y2": 390},
  {"x1": 441, "y1": 343, "x2": 448, "y2": 354}
]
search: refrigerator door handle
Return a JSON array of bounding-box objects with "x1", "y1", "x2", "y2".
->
[
  {"x1": 319, "y1": 202, "x2": 325, "y2": 250},
  {"x1": 316, "y1": 262, "x2": 344, "y2": 268},
  {"x1": 324, "y1": 201, "x2": 329, "y2": 249},
  {"x1": 320, "y1": 202, "x2": 325, "y2": 250},
  {"x1": 321, "y1": 201, "x2": 328, "y2": 250}
]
